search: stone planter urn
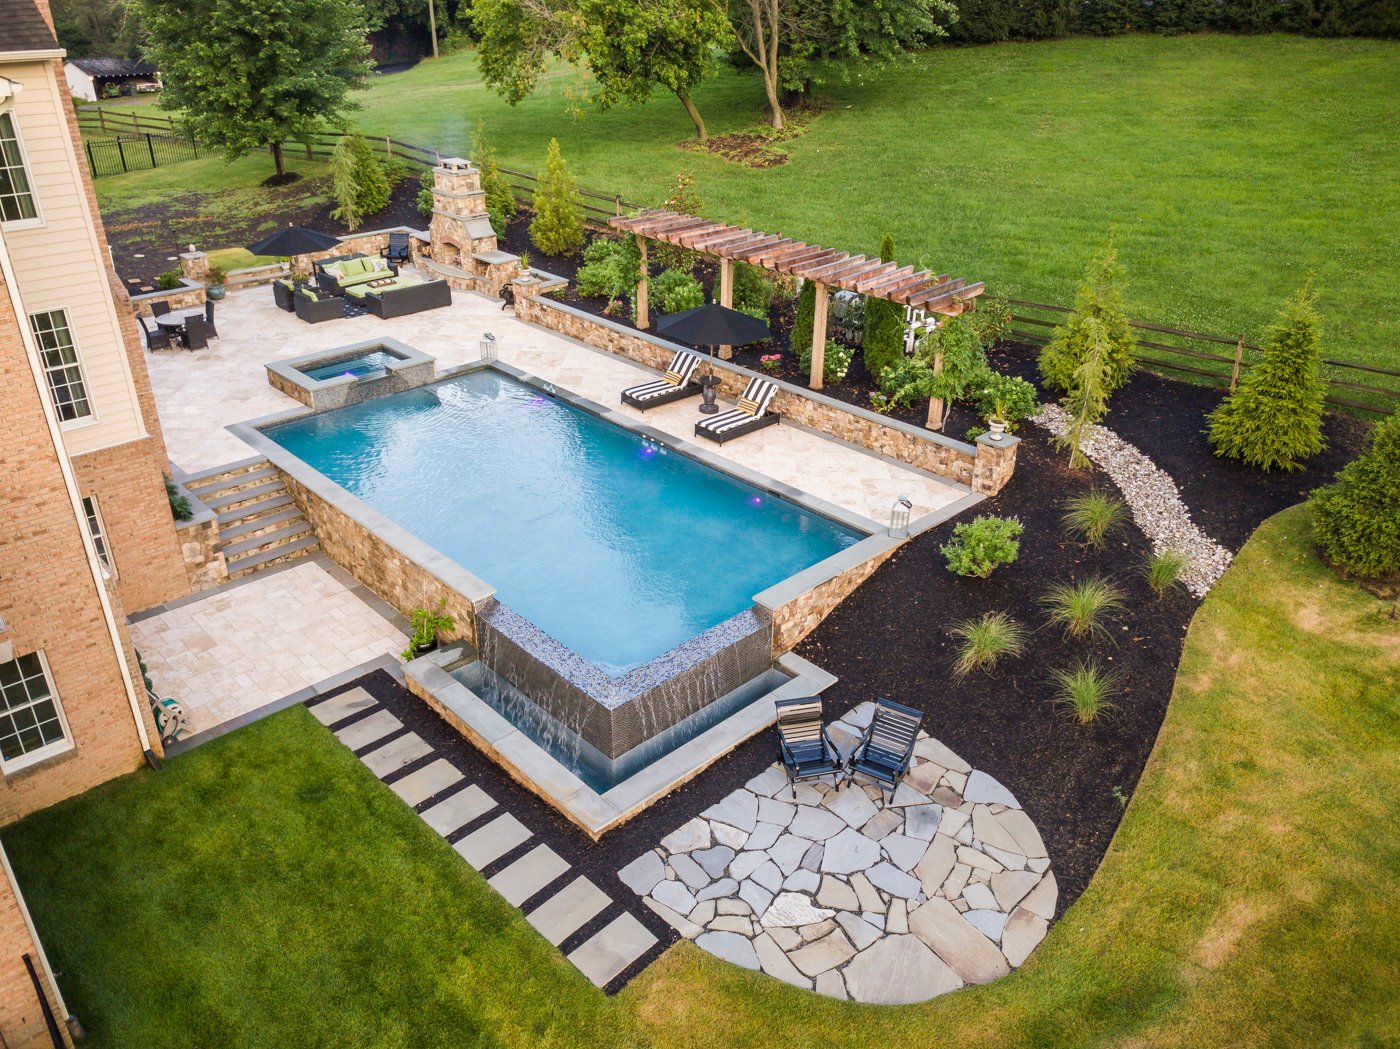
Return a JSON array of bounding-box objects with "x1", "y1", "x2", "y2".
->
[{"x1": 206, "y1": 285, "x2": 227, "y2": 301}]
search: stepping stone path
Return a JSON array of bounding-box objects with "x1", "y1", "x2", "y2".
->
[
  {"x1": 309, "y1": 687, "x2": 658, "y2": 989},
  {"x1": 620, "y1": 702, "x2": 1057, "y2": 1004}
]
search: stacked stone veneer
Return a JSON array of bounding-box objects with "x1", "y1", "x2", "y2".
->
[
  {"x1": 761, "y1": 541, "x2": 901, "y2": 656},
  {"x1": 266, "y1": 350, "x2": 436, "y2": 412},
  {"x1": 513, "y1": 292, "x2": 1019, "y2": 496}
]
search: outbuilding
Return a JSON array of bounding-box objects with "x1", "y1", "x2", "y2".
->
[{"x1": 63, "y1": 58, "x2": 160, "y2": 102}]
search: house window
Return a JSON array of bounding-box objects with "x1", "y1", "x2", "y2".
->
[
  {"x1": 0, "y1": 652, "x2": 72, "y2": 770},
  {"x1": 29, "y1": 310, "x2": 92, "y2": 422},
  {"x1": 0, "y1": 112, "x2": 38, "y2": 224},
  {"x1": 82, "y1": 495, "x2": 115, "y2": 575}
]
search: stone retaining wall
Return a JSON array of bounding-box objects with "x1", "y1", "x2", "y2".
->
[
  {"x1": 513, "y1": 293, "x2": 1019, "y2": 495},
  {"x1": 759, "y1": 540, "x2": 901, "y2": 655},
  {"x1": 129, "y1": 279, "x2": 205, "y2": 317},
  {"x1": 176, "y1": 512, "x2": 225, "y2": 591}
]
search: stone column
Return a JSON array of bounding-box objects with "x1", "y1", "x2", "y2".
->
[
  {"x1": 179, "y1": 250, "x2": 208, "y2": 284},
  {"x1": 972, "y1": 431, "x2": 1020, "y2": 496}
]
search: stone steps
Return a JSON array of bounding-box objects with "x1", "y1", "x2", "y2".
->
[
  {"x1": 194, "y1": 458, "x2": 320, "y2": 580},
  {"x1": 216, "y1": 492, "x2": 295, "y2": 528},
  {"x1": 226, "y1": 534, "x2": 319, "y2": 579},
  {"x1": 187, "y1": 463, "x2": 280, "y2": 502},
  {"x1": 179, "y1": 454, "x2": 270, "y2": 492},
  {"x1": 310, "y1": 686, "x2": 660, "y2": 990},
  {"x1": 218, "y1": 506, "x2": 304, "y2": 543}
]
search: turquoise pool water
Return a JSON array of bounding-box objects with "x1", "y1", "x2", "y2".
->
[
  {"x1": 265, "y1": 369, "x2": 861, "y2": 674},
  {"x1": 299, "y1": 349, "x2": 402, "y2": 382}
]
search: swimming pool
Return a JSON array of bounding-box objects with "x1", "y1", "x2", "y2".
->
[
  {"x1": 263, "y1": 369, "x2": 861, "y2": 675},
  {"x1": 297, "y1": 348, "x2": 404, "y2": 382}
]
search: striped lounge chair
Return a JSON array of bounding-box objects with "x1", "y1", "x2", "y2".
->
[
  {"x1": 621, "y1": 350, "x2": 704, "y2": 410},
  {"x1": 694, "y1": 376, "x2": 780, "y2": 444}
]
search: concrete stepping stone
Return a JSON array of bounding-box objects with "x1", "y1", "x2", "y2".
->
[
  {"x1": 309, "y1": 687, "x2": 377, "y2": 726},
  {"x1": 526, "y1": 876, "x2": 610, "y2": 946},
  {"x1": 334, "y1": 708, "x2": 401, "y2": 750},
  {"x1": 421, "y1": 784, "x2": 496, "y2": 837},
  {"x1": 454, "y1": 813, "x2": 531, "y2": 870},
  {"x1": 489, "y1": 844, "x2": 570, "y2": 907},
  {"x1": 390, "y1": 759, "x2": 464, "y2": 807},
  {"x1": 361, "y1": 732, "x2": 433, "y2": 778},
  {"x1": 569, "y1": 914, "x2": 658, "y2": 987}
]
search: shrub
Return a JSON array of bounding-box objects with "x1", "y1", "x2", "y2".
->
[
  {"x1": 941, "y1": 515, "x2": 1023, "y2": 578},
  {"x1": 1143, "y1": 548, "x2": 1190, "y2": 596},
  {"x1": 651, "y1": 268, "x2": 704, "y2": 314},
  {"x1": 949, "y1": 612, "x2": 1027, "y2": 678},
  {"x1": 1308, "y1": 409, "x2": 1400, "y2": 579},
  {"x1": 968, "y1": 294, "x2": 1013, "y2": 348},
  {"x1": 1050, "y1": 660, "x2": 1119, "y2": 724},
  {"x1": 974, "y1": 372, "x2": 1039, "y2": 430},
  {"x1": 924, "y1": 314, "x2": 992, "y2": 430},
  {"x1": 1062, "y1": 490, "x2": 1129, "y2": 547},
  {"x1": 1039, "y1": 239, "x2": 1135, "y2": 396},
  {"x1": 473, "y1": 120, "x2": 516, "y2": 224},
  {"x1": 1042, "y1": 577, "x2": 1126, "y2": 640},
  {"x1": 330, "y1": 129, "x2": 390, "y2": 231},
  {"x1": 732, "y1": 262, "x2": 775, "y2": 320},
  {"x1": 790, "y1": 278, "x2": 816, "y2": 361},
  {"x1": 877, "y1": 354, "x2": 935, "y2": 409},
  {"x1": 576, "y1": 236, "x2": 641, "y2": 301},
  {"x1": 165, "y1": 480, "x2": 192, "y2": 521},
  {"x1": 155, "y1": 270, "x2": 182, "y2": 290},
  {"x1": 1208, "y1": 285, "x2": 1327, "y2": 472},
  {"x1": 862, "y1": 233, "x2": 905, "y2": 380},
  {"x1": 529, "y1": 138, "x2": 584, "y2": 257},
  {"x1": 416, "y1": 177, "x2": 435, "y2": 218},
  {"x1": 965, "y1": 425, "x2": 987, "y2": 441}
]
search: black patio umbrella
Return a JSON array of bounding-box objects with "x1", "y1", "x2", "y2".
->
[
  {"x1": 246, "y1": 226, "x2": 342, "y2": 257},
  {"x1": 656, "y1": 302, "x2": 770, "y2": 350}
]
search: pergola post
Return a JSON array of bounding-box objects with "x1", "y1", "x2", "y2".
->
[
  {"x1": 718, "y1": 257, "x2": 734, "y2": 359},
  {"x1": 926, "y1": 347, "x2": 946, "y2": 430},
  {"x1": 809, "y1": 282, "x2": 830, "y2": 390},
  {"x1": 635, "y1": 236, "x2": 649, "y2": 330}
]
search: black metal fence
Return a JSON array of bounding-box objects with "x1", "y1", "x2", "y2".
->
[{"x1": 83, "y1": 131, "x2": 202, "y2": 176}]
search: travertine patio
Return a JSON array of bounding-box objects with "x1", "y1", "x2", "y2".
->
[{"x1": 146, "y1": 276, "x2": 971, "y2": 528}]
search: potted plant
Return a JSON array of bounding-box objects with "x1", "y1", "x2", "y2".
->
[
  {"x1": 987, "y1": 397, "x2": 1010, "y2": 435},
  {"x1": 400, "y1": 598, "x2": 455, "y2": 661},
  {"x1": 205, "y1": 265, "x2": 228, "y2": 301}
]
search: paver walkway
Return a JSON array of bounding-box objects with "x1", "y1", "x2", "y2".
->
[
  {"x1": 310, "y1": 685, "x2": 658, "y2": 989},
  {"x1": 619, "y1": 702, "x2": 1057, "y2": 1004}
]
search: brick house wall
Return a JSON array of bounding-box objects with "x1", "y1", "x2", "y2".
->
[{"x1": 0, "y1": 850, "x2": 71, "y2": 1049}]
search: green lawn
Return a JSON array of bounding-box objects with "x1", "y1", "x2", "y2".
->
[
  {"x1": 94, "y1": 34, "x2": 1400, "y2": 372},
  {"x1": 5, "y1": 505, "x2": 1397, "y2": 1046}
]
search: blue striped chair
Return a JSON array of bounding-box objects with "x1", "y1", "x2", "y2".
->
[{"x1": 694, "y1": 376, "x2": 780, "y2": 444}]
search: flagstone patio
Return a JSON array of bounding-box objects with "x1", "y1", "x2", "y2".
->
[{"x1": 618, "y1": 701, "x2": 1056, "y2": 1004}]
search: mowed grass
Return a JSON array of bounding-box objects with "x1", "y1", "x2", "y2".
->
[
  {"x1": 96, "y1": 34, "x2": 1400, "y2": 369},
  {"x1": 4, "y1": 505, "x2": 1397, "y2": 1046}
]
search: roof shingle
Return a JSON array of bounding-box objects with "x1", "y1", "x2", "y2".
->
[{"x1": 0, "y1": 0, "x2": 59, "y2": 54}]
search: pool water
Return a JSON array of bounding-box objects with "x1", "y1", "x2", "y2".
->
[
  {"x1": 265, "y1": 369, "x2": 860, "y2": 674},
  {"x1": 298, "y1": 349, "x2": 403, "y2": 382}
]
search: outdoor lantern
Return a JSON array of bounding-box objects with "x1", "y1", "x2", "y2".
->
[
  {"x1": 889, "y1": 495, "x2": 913, "y2": 539},
  {"x1": 480, "y1": 332, "x2": 497, "y2": 363}
]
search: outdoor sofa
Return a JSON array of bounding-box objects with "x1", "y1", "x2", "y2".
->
[
  {"x1": 293, "y1": 286, "x2": 344, "y2": 324},
  {"x1": 621, "y1": 350, "x2": 704, "y2": 410},
  {"x1": 342, "y1": 276, "x2": 452, "y2": 318},
  {"x1": 316, "y1": 254, "x2": 394, "y2": 296},
  {"x1": 694, "y1": 376, "x2": 780, "y2": 444}
]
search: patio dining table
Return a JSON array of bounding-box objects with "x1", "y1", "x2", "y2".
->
[{"x1": 153, "y1": 308, "x2": 204, "y2": 330}]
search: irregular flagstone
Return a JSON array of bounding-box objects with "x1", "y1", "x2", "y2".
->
[
  {"x1": 661, "y1": 818, "x2": 711, "y2": 854},
  {"x1": 820, "y1": 828, "x2": 882, "y2": 875},
  {"x1": 814, "y1": 970, "x2": 848, "y2": 1000},
  {"x1": 995, "y1": 807, "x2": 1049, "y2": 859},
  {"x1": 932, "y1": 786, "x2": 966, "y2": 808},
  {"x1": 835, "y1": 911, "x2": 882, "y2": 950},
  {"x1": 738, "y1": 879, "x2": 773, "y2": 916},
  {"x1": 729, "y1": 851, "x2": 771, "y2": 881},
  {"x1": 718, "y1": 897, "x2": 751, "y2": 916},
  {"x1": 689, "y1": 900, "x2": 716, "y2": 926},
  {"x1": 760, "y1": 892, "x2": 836, "y2": 928},
  {"x1": 824, "y1": 787, "x2": 878, "y2": 829},
  {"x1": 961, "y1": 881, "x2": 998, "y2": 910},
  {"x1": 703, "y1": 791, "x2": 759, "y2": 833},
  {"x1": 788, "y1": 805, "x2": 847, "y2": 842},
  {"x1": 890, "y1": 782, "x2": 928, "y2": 808},
  {"x1": 768, "y1": 926, "x2": 801, "y2": 950},
  {"x1": 886, "y1": 898, "x2": 909, "y2": 935},
  {"x1": 881, "y1": 833, "x2": 927, "y2": 872},
  {"x1": 800, "y1": 918, "x2": 837, "y2": 941},
  {"x1": 769, "y1": 833, "x2": 812, "y2": 876},
  {"x1": 753, "y1": 932, "x2": 813, "y2": 989},
  {"x1": 800, "y1": 843, "x2": 824, "y2": 871},
  {"x1": 788, "y1": 929, "x2": 857, "y2": 977},
  {"x1": 914, "y1": 736, "x2": 971, "y2": 774},
  {"x1": 972, "y1": 805, "x2": 1025, "y2": 854},
  {"x1": 1019, "y1": 872, "x2": 1058, "y2": 921},
  {"x1": 992, "y1": 869, "x2": 1041, "y2": 911},
  {"x1": 1001, "y1": 906, "x2": 1049, "y2": 967},
  {"x1": 958, "y1": 844, "x2": 1005, "y2": 874},
  {"x1": 707, "y1": 915, "x2": 753, "y2": 936},
  {"x1": 784, "y1": 869, "x2": 820, "y2": 893},
  {"x1": 945, "y1": 770, "x2": 970, "y2": 794},
  {"x1": 1027, "y1": 855, "x2": 1051, "y2": 875},
  {"x1": 645, "y1": 896, "x2": 702, "y2": 938},
  {"x1": 861, "y1": 911, "x2": 886, "y2": 931},
  {"x1": 693, "y1": 846, "x2": 736, "y2": 879},
  {"x1": 905, "y1": 761, "x2": 945, "y2": 794},
  {"x1": 711, "y1": 821, "x2": 749, "y2": 850},
  {"x1": 817, "y1": 875, "x2": 860, "y2": 912},
  {"x1": 843, "y1": 703, "x2": 875, "y2": 730},
  {"x1": 916, "y1": 835, "x2": 957, "y2": 897},
  {"x1": 909, "y1": 897, "x2": 1010, "y2": 984},
  {"x1": 866, "y1": 861, "x2": 923, "y2": 899},
  {"x1": 757, "y1": 797, "x2": 796, "y2": 828},
  {"x1": 963, "y1": 770, "x2": 1020, "y2": 808},
  {"x1": 652, "y1": 879, "x2": 697, "y2": 915},
  {"x1": 696, "y1": 877, "x2": 739, "y2": 903},
  {"x1": 696, "y1": 930, "x2": 760, "y2": 971},
  {"x1": 941, "y1": 863, "x2": 972, "y2": 901},
  {"x1": 904, "y1": 804, "x2": 942, "y2": 841},
  {"x1": 939, "y1": 809, "x2": 971, "y2": 840},
  {"x1": 670, "y1": 853, "x2": 711, "y2": 890},
  {"x1": 850, "y1": 871, "x2": 884, "y2": 913},
  {"x1": 746, "y1": 766, "x2": 791, "y2": 798},
  {"x1": 618, "y1": 851, "x2": 666, "y2": 896},
  {"x1": 983, "y1": 844, "x2": 1027, "y2": 871},
  {"x1": 860, "y1": 808, "x2": 904, "y2": 841},
  {"x1": 745, "y1": 822, "x2": 784, "y2": 852},
  {"x1": 842, "y1": 933, "x2": 963, "y2": 1004},
  {"x1": 750, "y1": 860, "x2": 784, "y2": 893},
  {"x1": 963, "y1": 908, "x2": 1009, "y2": 943},
  {"x1": 792, "y1": 783, "x2": 824, "y2": 806}
]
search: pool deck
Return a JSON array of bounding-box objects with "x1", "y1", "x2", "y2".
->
[{"x1": 149, "y1": 277, "x2": 969, "y2": 526}]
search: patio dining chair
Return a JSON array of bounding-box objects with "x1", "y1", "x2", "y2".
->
[
  {"x1": 846, "y1": 697, "x2": 923, "y2": 793},
  {"x1": 147, "y1": 299, "x2": 171, "y2": 318},
  {"x1": 137, "y1": 314, "x2": 172, "y2": 351},
  {"x1": 180, "y1": 314, "x2": 210, "y2": 350},
  {"x1": 204, "y1": 300, "x2": 219, "y2": 339},
  {"x1": 382, "y1": 231, "x2": 411, "y2": 271},
  {"x1": 775, "y1": 696, "x2": 845, "y2": 787}
]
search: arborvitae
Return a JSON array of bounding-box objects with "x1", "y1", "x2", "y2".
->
[
  {"x1": 1056, "y1": 316, "x2": 1114, "y2": 468},
  {"x1": 529, "y1": 138, "x2": 585, "y2": 256},
  {"x1": 1208, "y1": 286, "x2": 1327, "y2": 471},
  {"x1": 791, "y1": 278, "x2": 816, "y2": 363},
  {"x1": 861, "y1": 232, "x2": 906, "y2": 380},
  {"x1": 1040, "y1": 240, "x2": 1136, "y2": 397},
  {"x1": 1308, "y1": 409, "x2": 1399, "y2": 579},
  {"x1": 330, "y1": 130, "x2": 389, "y2": 231}
]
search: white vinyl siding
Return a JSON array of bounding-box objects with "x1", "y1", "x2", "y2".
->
[
  {"x1": 30, "y1": 308, "x2": 93, "y2": 422},
  {"x1": 0, "y1": 652, "x2": 73, "y2": 771},
  {"x1": 0, "y1": 112, "x2": 39, "y2": 224}
]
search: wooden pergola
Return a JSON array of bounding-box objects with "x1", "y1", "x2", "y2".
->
[{"x1": 609, "y1": 209, "x2": 986, "y2": 389}]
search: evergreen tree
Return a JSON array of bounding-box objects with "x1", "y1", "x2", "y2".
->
[
  {"x1": 791, "y1": 278, "x2": 816, "y2": 362},
  {"x1": 1039, "y1": 239, "x2": 1136, "y2": 396},
  {"x1": 862, "y1": 232, "x2": 906, "y2": 381},
  {"x1": 472, "y1": 120, "x2": 517, "y2": 236},
  {"x1": 1208, "y1": 286, "x2": 1327, "y2": 471},
  {"x1": 330, "y1": 130, "x2": 390, "y2": 231},
  {"x1": 1056, "y1": 316, "x2": 1114, "y2": 468},
  {"x1": 529, "y1": 138, "x2": 585, "y2": 257},
  {"x1": 1308, "y1": 409, "x2": 1400, "y2": 579}
]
